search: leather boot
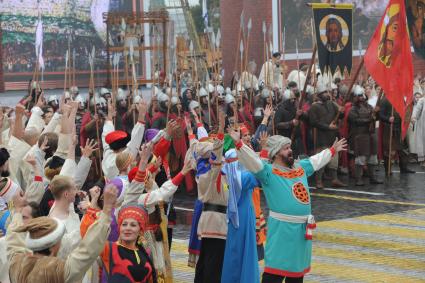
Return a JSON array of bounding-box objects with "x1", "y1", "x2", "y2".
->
[
  {"x1": 330, "y1": 169, "x2": 347, "y2": 187},
  {"x1": 315, "y1": 169, "x2": 324, "y2": 189},
  {"x1": 368, "y1": 165, "x2": 383, "y2": 184},
  {"x1": 399, "y1": 155, "x2": 416, "y2": 174},
  {"x1": 355, "y1": 165, "x2": 364, "y2": 186}
]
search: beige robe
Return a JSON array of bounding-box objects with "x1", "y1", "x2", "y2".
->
[{"x1": 6, "y1": 212, "x2": 111, "y2": 283}]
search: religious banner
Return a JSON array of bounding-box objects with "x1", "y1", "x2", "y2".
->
[
  {"x1": 312, "y1": 3, "x2": 354, "y2": 76},
  {"x1": 406, "y1": 0, "x2": 425, "y2": 59},
  {"x1": 364, "y1": 0, "x2": 414, "y2": 138}
]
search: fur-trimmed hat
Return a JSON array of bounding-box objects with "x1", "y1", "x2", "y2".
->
[{"x1": 14, "y1": 217, "x2": 66, "y2": 251}]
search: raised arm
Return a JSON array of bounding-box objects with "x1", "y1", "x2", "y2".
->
[
  {"x1": 64, "y1": 185, "x2": 117, "y2": 283},
  {"x1": 309, "y1": 138, "x2": 347, "y2": 171},
  {"x1": 23, "y1": 154, "x2": 45, "y2": 204},
  {"x1": 138, "y1": 159, "x2": 192, "y2": 211},
  {"x1": 228, "y1": 127, "x2": 264, "y2": 173},
  {"x1": 125, "y1": 99, "x2": 147, "y2": 158}
]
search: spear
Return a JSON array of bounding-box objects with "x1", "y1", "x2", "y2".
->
[
  {"x1": 262, "y1": 21, "x2": 268, "y2": 88},
  {"x1": 210, "y1": 31, "x2": 219, "y2": 116},
  {"x1": 245, "y1": 18, "x2": 253, "y2": 104},
  {"x1": 233, "y1": 11, "x2": 244, "y2": 88},
  {"x1": 89, "y1": 46, "x2": 102, "y2": 177},
  {"x1": 296, "y1": 39, "x2": 301, "y2": 88},
  {"x1": 72, "y1": 49, "x2": 76, "y2": 87},
  {"x1": 64, "y1": 50, "x2": 69, "y2": 93},
  {"x1": 129, "y1": 40, "x2": 137, "y2": 125}
]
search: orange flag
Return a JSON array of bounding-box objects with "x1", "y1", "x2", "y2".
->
[{"x1": 364, "y1": 0, "x2": 413, "y2": 138}]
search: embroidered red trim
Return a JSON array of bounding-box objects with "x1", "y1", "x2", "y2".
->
[
  {"x1": 34, "y1": 176, "x2": 43, "y2": 182},
  {"x1": 264, "y1": 266, "x2": 311, "y2": 277},
  {"x1": 235, "y1": 140, "x2": 243, "y2": 150},
  {"x1": 272, "y1": 167, "x2": 305, "y2": 179}
]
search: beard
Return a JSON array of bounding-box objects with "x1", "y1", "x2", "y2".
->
[
  {"x1": 1, "y1": 170, "x2": 10, "y2": 177},
  {"x1": 279, "y1": 152, "x2": 294, "y2": 167}
]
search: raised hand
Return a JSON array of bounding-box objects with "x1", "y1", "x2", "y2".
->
[
  {"x1": 332, "y1": 138, "x2": 347, "y2": 153},
  {"x1": 81, "y1": 139, "x2": 98, "y2": 158},
  {"x1": 258, "y1": 131, "x2": 269, "y2": 150},
  {"x1": 24, "y1": 154, "x2": 37, "y2": 167},
  {"x1": 39, "y1": 135, "x2": 50, "y2": 152},
  {"x1": 137, "y1": 99, "x2": 148, "y2": 121},
  {"x1": 139, "y1": 142, "x2": 153, "y2": 165},
  {"x1": 227, "y1": 126, "x2": 241, "y2": 143},
  {"x1": 264, "y1": 104, "x2": 273, "y2": 118},
  {"x1": 102, "y1": 185, "x2": 118, "y2": 214}
]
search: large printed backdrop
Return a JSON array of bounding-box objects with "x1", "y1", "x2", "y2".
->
[{"x1": 1, "y1": 0, "x2": 132, "y2": 77}]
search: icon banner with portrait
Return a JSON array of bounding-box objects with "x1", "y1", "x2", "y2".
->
[
  {"x1": 406, "y1": 0, "x2": 425, "y2": 59},
  {"x1": 312, "y1": 3, "x2": 354, "y2": 76}
]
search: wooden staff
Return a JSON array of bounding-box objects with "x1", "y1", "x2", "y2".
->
[
  {"x1": 387, "y1": 106, "x2": 394, "y2": 177},
  {"x1": 72, "y1": 49, "x2": 76, "y2": 87},
  {"x1": 233, "y1": 11, "x2": 244, "y2": 81},
  {"x1": 290, "y1": 44, "x2": 317, "y2": 142},
  {"x1": 331, "y1": 57, "x2": 364, "y2": 124},
  {"x1": 64, "y1": 50, "x2": 68, "y2": 93}
]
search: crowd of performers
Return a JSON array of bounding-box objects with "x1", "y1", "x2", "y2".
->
[{"x1": 0, "y1": 50, "x2": 424, "y2": 283}]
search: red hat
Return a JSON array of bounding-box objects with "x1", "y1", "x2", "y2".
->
[
  {"x1": 240, "y1": 125, "x2": 249, "y2": 136},
  {"x1": 105, "y1": 131, "x2": 130, "y2": 151},
  {"x1": 118, "y1": 205, "x2": 148, "y2": 231},
  {"x1": 128, "y1": 166, "x2": 138, "y2": 183}
]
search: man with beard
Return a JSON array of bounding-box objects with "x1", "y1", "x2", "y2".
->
[
  {"x1": 274, "y1": 85, "x2": 307, "y2": 158},
  {"x1": 309, "y1": 84, "x2": 347, "y2": 189},
  {"x1": 227, "y1": 128, "x2": 347, "y2": 283},
  {"x1": 348, "y1": 86, "x2": 383, "y2": 186}
]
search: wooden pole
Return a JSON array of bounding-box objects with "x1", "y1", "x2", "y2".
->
[
  {"x1": 290, "y1": 44, "x2": 317, "y2": 142},
  {"x1": 331, "y1": 57, "x2": 364, "y2": 124},
  {"x1": 387, "y1": 106, "x2": 394, "y2": 177}
]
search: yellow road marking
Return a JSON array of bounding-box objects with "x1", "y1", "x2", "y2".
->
[
  {"x1": 319, "y1": 220, "x2": 425, "y2": 240},
  {"x1": 311, "y1": 193, "x2": 425, "y2": 206},
  {"x1": 311, "y1": 262, "x2": 425, "y2": 283},
  {"x1": 315, "y1": 232, "x2": 425, "y2": 255},
  {"x1": 314, "y1": 246, "x2": 425, "y2": 271},
  {"x1": 357, "y1": 213, "x2": 425, "y2": 227}
]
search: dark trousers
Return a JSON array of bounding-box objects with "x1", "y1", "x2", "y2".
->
[
  {"x1": 194, "y1": 238, "x2": 226, "y2": 283},
  {"x1": 262, "y1": 272, "x2": 304, "y2": 283}
]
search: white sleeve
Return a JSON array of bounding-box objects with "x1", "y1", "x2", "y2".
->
[
  {"x1": 60, "y1": 158, "x2": 77, "y2": 177},
  {"x1": 236, "y1": 143, "x2": 264, "y2": 173},
  {"x1": 73, "y1": 156, "x2": 92, "y2": 189},
  {"x1": 126, "y1": 122, "x2": 145, "y2": 158},
  {"x1": 42, "y1": 112, "x2": 62, "y2": 134},
  {"x1": 309, "y1": 148, "x2": 333, "y2": 171},
  {"x1": 26, "y1": 106, "x2": 45, "y2": 133},
  {"x1": 138, "y1": 180, "x2": 178, "y2": 211}
]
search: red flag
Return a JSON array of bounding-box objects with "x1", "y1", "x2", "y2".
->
[{"x1": 364, "y1": 0, "x2": 413, "y2": 138}]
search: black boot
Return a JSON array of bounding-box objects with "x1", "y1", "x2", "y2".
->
[
  {"x1": 368, "y1": 165, "x2": 383, "y2": 184},
  {"x1": 400, "y1": 152, "x2": 415, "y2": 174},
  {"x1": 355, "y1": 165, "x2": 365, "y2": 186}
]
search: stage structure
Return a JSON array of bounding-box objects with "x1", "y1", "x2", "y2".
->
[{"x1": 104, "y1": 10, "x2": 169, "y2": 89}]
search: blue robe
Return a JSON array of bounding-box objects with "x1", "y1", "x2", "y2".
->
[{"x1": 221, "y1": 172, "x2": 260, "y2": 283}]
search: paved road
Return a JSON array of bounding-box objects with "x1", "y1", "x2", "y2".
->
[{"x1": 170, "y1": 164, "x2": 425, "y2": 282}]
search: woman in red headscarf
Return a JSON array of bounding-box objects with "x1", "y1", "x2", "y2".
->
[{"x1": 81, "y1": 203, "x2": 157, "y2": 283}]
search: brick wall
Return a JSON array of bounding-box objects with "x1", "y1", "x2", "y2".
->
[
  {"x1": 0, "y1": 23, "x2": 4, "y2": 93},
  {"x1": 220, "y1": 0, "x2": 272, "y2": 86}
]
